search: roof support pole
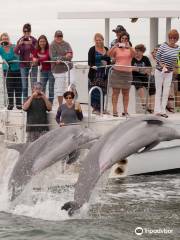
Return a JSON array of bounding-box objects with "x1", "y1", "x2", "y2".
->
[
  {"x1": 105, "y1": 18, "x2": 110, "y2": 47},
  {"x1": 166, "y1": 18, "x2": 171, "y2": 41},
  {"x1": 150, "y1": 18, "x2": 159, "y2": 51}
]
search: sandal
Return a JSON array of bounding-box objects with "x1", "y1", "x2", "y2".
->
[
  {"x1": 122, "y1": 112, "x2": 130, "y2": 117},
  {"x1": 161, "y1": 114, "x2": 168, "y2": 118},
  {"x1": 113, "y1": 112, "x2": 119, "y2": 117},
  {"x1": 166, "y1": 106, "x2": 175, "y2": 113}
]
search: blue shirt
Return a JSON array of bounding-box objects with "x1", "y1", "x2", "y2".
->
[{"x1": 0, "y1": 44, "x2": 20, "y2": 71}]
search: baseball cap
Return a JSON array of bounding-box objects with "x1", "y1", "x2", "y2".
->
[
  {"x1": 54, "y1": 30, "x2": 63, "y2": 37},
  {"x1": 112, "y1": 25, "x2": 126, "y2": 33}
]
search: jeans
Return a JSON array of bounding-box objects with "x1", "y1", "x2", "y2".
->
[
  {"x1": 40, "y1": 71, "x2": 55, "y2": 103},
  {"x1": 20, "y1": 66, "x2": 38, "y2": 101}
]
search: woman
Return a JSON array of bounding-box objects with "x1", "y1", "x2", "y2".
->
[
  {"x1": 0, "y1": 33, "x2": 22, "y2": 110},
  {"x1": 154, "y1": 29, "x2": 179, "y2": 118},
  {"x1": 131, "y1": 44, "x2": 154, "y2": 112},
  {"x1": 108, "y1": 31, "x2": 135, "y2": 116},
  {"x1": 56, "y1": 91, "x2": 83, "y2": 126},
  {"x1": 14, "y1": 23, "x2": 37, "y2": 101},
  {"x1": 88, "y1": 33, "x2": 111, "y2": 114},
  {"x1": 33, "y1": 35, "x2": 55, "y2": 104}
]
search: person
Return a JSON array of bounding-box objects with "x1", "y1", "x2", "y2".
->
[
  {"x1": 154, "y1": 29, "x2": 179, "y2": 118},
  {"x1": 110, "y1": 25, "x2": 126, "y2": 48},
  {"x1": 0, "y1": 33, "x2": 22, "y2": 110},
  {"x1": 108, "y1": 31, "x2": 135, "y2": 117},
  {"x1": 50, "y1": 30, "x2": 73, "y2": 106},
  {"x1": 88, "y1": 33, "x2": 111, "y2": 114},
  {"x1": 56, "y1": 91, "x2": 83, "y2": 126},
  {"x1": 131, "y1": 44, "x2": 155, "y2": 112},
  {"x1": 14, "y1": 23, "x2": 38, "y2": 101},
  {"x1": 33, "y1": 35, "x2": 55, "y2": 104},
  {"x1": 23, "y1": 82, "x2": 52, "y2": 142}
]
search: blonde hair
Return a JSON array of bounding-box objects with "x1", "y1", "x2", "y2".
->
[
  {"x1": 94, "y1": 33, "x2": 104, "y2": 41},
  {"x1": 0, "y1": 32, "x2": 9, "y2": 41}
]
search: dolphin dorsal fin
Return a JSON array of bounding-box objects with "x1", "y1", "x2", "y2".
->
[
  {"x1": 143, "y1": 119, "x2": 163, "y2": 125},
  {"x1": 7, "y1": 143, "x2": 29, "y2": 154}
]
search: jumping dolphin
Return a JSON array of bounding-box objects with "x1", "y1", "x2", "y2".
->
[
  {"x1": 61, "y1": 115, "x2": 180, "y2": 215},
  {"x1": 8, "y1": 125, "x2": 99, "y2": 200}
]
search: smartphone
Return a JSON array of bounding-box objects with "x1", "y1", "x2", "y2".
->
[{"x1": 118, "y1": 43, "x2": 126, "y2": 48}]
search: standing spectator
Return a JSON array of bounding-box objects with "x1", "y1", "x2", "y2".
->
[
  {"x1": 110, "y1": 25, "x2": 126, "y2": 48},
  {"x1": 131, "y1": 44, "x2": 154, "y2": 112},
  {"x1": 108, "y1": 31, "x2": 135, "y2": 117},
  {"x1": 14, "y1": 23, "x2": 37, "y2": 101},
  {"x1": 154, "y1": 29, "x2": 179, "y2": 118},
  {"x1": 88, "y1": 33, "x2": 111, "y2": 114},
  {"x1": 0, "y1": 33, "x2": 22, "y2": 110},
  {"x1": 23, "y1": 82, "x2": 52, "y2": 142},
  {"x1": 33, "y1": 35, "x2": 55, "y2": 104},
  {"x1": 56, "y1": 91, "x2": 83, "y2": 126},
  {"x1": 50, "y1": 30, "x2": 73, "y2": 106}
]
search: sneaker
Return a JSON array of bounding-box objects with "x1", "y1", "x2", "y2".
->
[
  {"x1": 7, "y1": 105, "x2": 13, "y2": 110},
  {"x1": 16, "y1": 105, "x2": 22, "y2": 110}
]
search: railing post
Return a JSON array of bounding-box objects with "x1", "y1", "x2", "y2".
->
[
  {"x1": 105, "y1": 66, "x2": 113, "y2": 112},
  {"x1": 2, "y1": 60, "x2": 9, "y2": 107}
]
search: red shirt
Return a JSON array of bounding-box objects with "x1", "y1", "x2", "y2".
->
[{"x1": 33, "y1": 49, "x2": 51, "y2": 72}]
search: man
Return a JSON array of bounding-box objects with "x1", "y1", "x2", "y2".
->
[
  {"x1": 23, "y1": 82, "x2": 52, "y2": 142},
  {"x1": 110, "y1": 25, "x2": 126, "y2": 48},
  {"x1": 50, "y1": 30, "x2": 73, "y2": 106}
]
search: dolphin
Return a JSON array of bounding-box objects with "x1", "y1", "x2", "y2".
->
[
  {"x1": 8, "y1": 125, "x2": 99, "y2": 200},
  {"x1": 61, "y1": 115, "x2": 180, "y2": 215}
]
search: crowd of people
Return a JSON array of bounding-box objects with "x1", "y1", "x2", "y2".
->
[{"x1": 0, "y1": 22, "x2": 180, "y2": 141}]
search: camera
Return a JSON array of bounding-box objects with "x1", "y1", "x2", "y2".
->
[
  {"x1": 1, "y1": 41, "x2": 9, "y2": 47},
  {"x1": 23, "y1": 37, "x2": 30, "y2": 41}
]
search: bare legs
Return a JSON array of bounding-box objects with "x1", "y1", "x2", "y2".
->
[{"x1": 112, "y1": 88, "x2": 130, "y2": 115}]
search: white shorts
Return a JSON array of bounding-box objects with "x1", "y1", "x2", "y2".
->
[{"x1": 53, "y1": 73, "x2": 67, "y2": 96}]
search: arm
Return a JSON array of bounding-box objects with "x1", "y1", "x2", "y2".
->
[
  {"x1": 56, "y1": 107, "x2": 62, "y2": 124},
  {"x1": 75, "y1": 102, "x2": 83, "y2": 121},
  {"x1": 22, "y1": 96, "x2": 34, "y2": 111},
  {"x1": 41, "y1": 92, "x2": 52, "y2": 111}
]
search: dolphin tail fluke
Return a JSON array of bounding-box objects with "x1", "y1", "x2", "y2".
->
[{"x1": 61, "y1": 201, "x2": 80, "y2": 216}]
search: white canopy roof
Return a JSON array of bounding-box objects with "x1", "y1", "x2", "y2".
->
[{"x1": 58, "y1": 10, "x2": 180, "y2": 19}]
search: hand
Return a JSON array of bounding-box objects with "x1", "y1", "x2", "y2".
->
[
  {"x1": 32, "y1": 91, "x2": 38, "y2": 98},
  {"x1": 75, "y1": 102, "x2": 81, "y2": 111},
  {"x1": 125, "y1": 42, "x2": 130, "y2": 48},
  {"x1": 56, "y1": 59, "x2": 62, "y2": 64}
]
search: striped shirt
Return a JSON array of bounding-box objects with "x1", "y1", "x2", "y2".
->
[{"x1": 156, "y1": 42, "x2": 179, "y2": 72}]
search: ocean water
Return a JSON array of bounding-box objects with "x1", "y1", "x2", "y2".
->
[{"x1": 0, "y1": 173, "x2": 180, "y2": 240}]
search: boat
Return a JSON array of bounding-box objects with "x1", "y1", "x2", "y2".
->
[{"x1": 0, "y1": 60, "x2": 180, "y2": 177}]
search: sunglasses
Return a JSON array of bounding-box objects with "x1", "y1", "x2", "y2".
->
[
  {"x1": 169, "y1": 37, "x2": 178, "y2": 40},
  {"x1": 24, "y1": 30, "x2": 30, "y2": 33},
  {"x1": 65, "y1": 97, "x2": 72, "y2": 99},
  {"x1": 56, "y1": 35, "x2": 63, "y2": 38}
]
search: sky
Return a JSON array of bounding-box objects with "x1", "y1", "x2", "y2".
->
[{"x1": 0, "y1": 0, "x2": 180, "y2": 60}]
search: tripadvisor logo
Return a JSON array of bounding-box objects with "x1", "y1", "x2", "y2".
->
[
  {"x1": 135, "y1": 226, "x2": 173, "y2": 236},
  {"x1": 135, "y1": 227, "x2": 143, "y2": 236}
]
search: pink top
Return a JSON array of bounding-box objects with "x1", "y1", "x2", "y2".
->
[{"x1": 109, "y1": 47, "x2": 134, "y2": 72}]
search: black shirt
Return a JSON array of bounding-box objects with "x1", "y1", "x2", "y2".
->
[
  {"x1": 26, "y1": 98, "x2": 49, "y2": 132},
  {"x1": 131, "y1": 56, "x2": 151, "y2": 81}
]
